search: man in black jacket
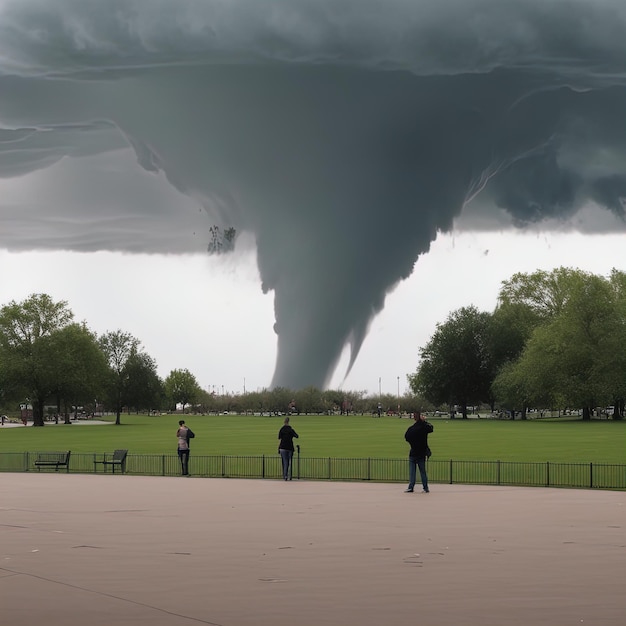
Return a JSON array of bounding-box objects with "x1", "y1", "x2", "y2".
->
[
  {"x1": 404, "y1": 412, "x2": 434, "y2": 493},
  {"x1": 278, "y1": 417, "x2": 299, "y2": 481}
]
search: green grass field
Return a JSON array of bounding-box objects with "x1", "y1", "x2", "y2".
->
[{"x1": 1, "y1": 413, "x2": 624, "y2": 463}]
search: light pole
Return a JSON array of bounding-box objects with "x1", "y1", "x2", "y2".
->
[
  {"x1": 378, "y1": 377, "x2": 381, "y2": 399},
  {"x1": 397, "y1": 376, "x2": 401, "y2": 417}
]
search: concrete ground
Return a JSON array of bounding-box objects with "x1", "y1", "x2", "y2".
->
[{"x1": 1, "y1": 474, "x2": 625, "y2": 626}]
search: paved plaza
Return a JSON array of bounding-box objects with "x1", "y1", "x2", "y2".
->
[{"x1": 1, "y1": 474, "x2": 625, "y2": 625}]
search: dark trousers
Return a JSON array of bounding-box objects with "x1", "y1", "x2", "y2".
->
[
  {"x1": 178, "y1": 449, "x2": 190, "y2": 475},
  {"x1": 279, "y1": 449, "x2": 294, "y2": 480}
]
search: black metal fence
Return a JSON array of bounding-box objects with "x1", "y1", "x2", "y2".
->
[{"x1": 2, "y1": 451, "x2": 625, "y2": 489}]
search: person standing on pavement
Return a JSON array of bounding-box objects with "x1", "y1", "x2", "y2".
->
[
  {"x1": 176, "y1": 419, "x2": 195, "y2": 476},
  {"x1": 404, "y1": 411, "x2": 434, "y2": 493},
  {"x1": 278, "y1": 417, "x2": 299, "y2": 481}
]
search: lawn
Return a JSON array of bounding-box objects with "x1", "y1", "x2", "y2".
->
[{"x1": 0, "y1": 413, "x2": 624, "y2": 464}]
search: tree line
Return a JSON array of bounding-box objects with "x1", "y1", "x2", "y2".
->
[
  {"x1": 409, "y1": 267, "x2": 626, "y2": 420},
  {"x1": 0, "y1": 294, "x2": 203, "y2": 426},
  {"x1": 0, "y1": 294, "x2": 417, "y2": 425},
  {"x1": 2, "y1": 267, "x2": 623, "y2": 426}
]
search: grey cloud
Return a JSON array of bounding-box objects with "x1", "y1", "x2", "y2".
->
[
  {"x1": 0, "y1": 147, "x2": 211, "y2": 253},
  {"x1": 1, "y1": 1, "x2": 625, "y2": 79},
  {"x1": 0, "y1": 120, "x2": 124, "y2": 178},
  {"x1": 0, "y1": 0, "x2": 625, "y2": 389}
]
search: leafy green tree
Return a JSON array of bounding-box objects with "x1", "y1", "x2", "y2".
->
[
  {"x1": 498, "y1": 267, "x2": 586, "y2": 321},
  {"x1": 0, "y1": 294, "x2": 74, "y2": 426},
  {"x1": 194, "y1": 387, "x2": 216, "y2": 414},
  {"x1": 98, "y1": 330, "x2": 140, "y2": 425},
  {"x1": 409, "y1": 306, "x2": 493, "y2": 418},
  {"x1": 122, "y1": 351, "x2": 164, "y2": 414},
  {"x1": 164, "y1": 368, "x2": 201, "y2": 413},
  {"x1": 490, "y1": 359, "x2": 537, "y2": 419},
  {"x1": 46, "y1": 323, "x2": 110, "y2": 424},
  {"x1": 608, "y1": 269, "x2": 626, "y2": 419},
  {"x1": 238, "y1": 389, "x2": 265, "y2": 415},
  {"x1": 486, "y1": 303, "x2": 543, "y2": 417},
  {"x1": 268, "y1": 386, "x2": 293, "y2": 415},
  {"x1": 292, "y1": 386, "x2": 324, "y2": 414},
  {"x1": 489, "y1": 302, "x2": 539, "y2": 365},
  {"x1": 493, "y1": 271, "x2": 626, "y2": 420}
]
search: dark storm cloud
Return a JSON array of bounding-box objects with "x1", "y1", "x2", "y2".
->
[{"x1": 0, "y1": 0, "x2": 625, "y2": 388}]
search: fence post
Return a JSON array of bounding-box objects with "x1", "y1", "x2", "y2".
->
[
  {"x1": 546, "y1": 461, "x2": 550, "y2": 487},
  {"x1": 221, "y1": 455, "x2": 226, "y2": 477},
  {"x1": 449, "y1": 459, "x2": 453, "y2": 484},
  {"x1": 590, "y1": 462, "x2": 593, "y2": 489},
  {"x1": 24, "y1": 451, "x2": 30, "y2": 472},
  {"x1": 162, "y1": 455, "x2": 166, "y2": 476},
  {"x1": 296, "y1": 445, "x2": 300, "y2": 480},
  {"x1": 497, "y1": 460, "x2": 501, "y2": 486},
  {"x1": 328, "y1": 457, "x2": 331, "y2": 480},
  {"x1": 262, "y1": 454, "x2": 265, "y2": 479},
  {"x1": 367, "y1": 457, "x2": 371, "y2": 481}
]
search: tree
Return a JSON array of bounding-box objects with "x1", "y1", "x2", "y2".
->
[
  {"x1": 498, "y1": 267, "x2": 586, "y2": 321},
  {"x1": 489, "y1": 302, "x2": 539, "y2": 366},
  {"x1": 608, "y1": 269, "x2": 626, "y2": 419},
  {"x1": 292, "y1": 386, "x2": 324, "y2": 414},
  {"x1": 490, "y1": 358, "x2": 545, "y2": 419},
  {"x1": 0, "y1": 294, "x2": 74, "y2": 426},
  {"x1": 164, "y1": 369, "x2": 201, "y2": 412},
  {"x1": 122, "y1": 351, "x2": 163, "y2": 414},
  {"x1": 492, "y1": 271, "x2": 626, "y2": 419},
  {"x1": 194, "y1": 387, "x2": 216, "y2": 414},
  {"x1": 267, "y1": 386, "x2": 293, "y2": 415},
  {"x1": 98, "y1": 330, "x2": 140, "y2": 425},
  {"x1": 409, "y1": 306, "x2": 493, "y2": 418},
  {"x1": 46, "y1": 323, "x2": 110, "y2": 424}
]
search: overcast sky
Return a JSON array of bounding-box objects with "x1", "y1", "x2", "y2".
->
[{"x1": 0, "y1": 0, "x2": 625, "y2": 395}]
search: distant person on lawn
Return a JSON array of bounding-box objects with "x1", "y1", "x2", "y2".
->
[{"x1": 278, "y1": 417, "x2": 299, "y2": 481}]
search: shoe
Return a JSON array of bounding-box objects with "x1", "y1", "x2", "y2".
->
[
  {"x1": 404, "y1": 489, "x2": 414, "y2": 493},
  {"x1": 421, "y1": 489, "x2": 429, "y2": 493}
]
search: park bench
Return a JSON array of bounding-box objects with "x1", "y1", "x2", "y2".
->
[
  {"x1": 34, "y1": 451, "x2": 71, "y2": 472},
  {"x1": 94, "y1": 449, "x2": 128, "y2": 474}
]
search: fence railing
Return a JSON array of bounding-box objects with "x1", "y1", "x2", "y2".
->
[{"x1": 1, "y1": 452, "x2": 624, "y2": 489}]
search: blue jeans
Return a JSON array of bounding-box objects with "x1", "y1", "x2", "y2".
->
[
  {"x1": 279, "y1": 449, "x2": 294, "y2": 480},
  {"x1": 408, "y1": 455, "x2": 428, "y2": 492}
]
